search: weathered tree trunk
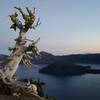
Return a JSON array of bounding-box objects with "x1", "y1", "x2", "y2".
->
[
  {"x1": 5, "y1": 31, "x2": 26, "y2": 80},
  {"x1": 0, "y1": 7, "x2": 53, "y2": 100},
  {"x1": 0, "y1": 7, "x2": 47, "y2": 100},
  {"x1": 0, "y1": 7, "x2": 41, "y2": 82}
]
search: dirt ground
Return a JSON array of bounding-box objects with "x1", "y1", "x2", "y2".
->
[{"x1": 0, "y1": 94, "x2": 44, "y2": 100}]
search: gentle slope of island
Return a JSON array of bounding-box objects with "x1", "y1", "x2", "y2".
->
[
  {"x1": 39, "y1": 61, "x2": 91, "y2": 76},
  {"x1": 39, "y1": 61, "x2": 100, "y2": 76}
]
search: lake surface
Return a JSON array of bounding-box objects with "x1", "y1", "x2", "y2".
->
[{"x1": 17, "y1": 64, "x2": 100, "y2": 100}]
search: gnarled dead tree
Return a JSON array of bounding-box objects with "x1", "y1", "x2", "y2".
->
[{"x1": 0, "y1": 7, "x2": 41, "y2": 84}]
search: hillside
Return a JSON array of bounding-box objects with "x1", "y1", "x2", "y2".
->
[
  {"x1": 1, "y1": 52, "x2": 100, "y2": 65},
  {"x1": 32, "y1": 52, "x2": 100, "y2": 64},
  {"x1": 58, "y1": 53, "x2": 100, "y2": 64},
  {"x1": 39, "y1": 61, "x2": 91, "y2": 76},
  {"x1": 32, "y1": 51, "x2": 59, "y2": 64}
]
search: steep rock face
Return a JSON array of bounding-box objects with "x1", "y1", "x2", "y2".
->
[
  {"x1": 39, "y1": 61, "x2": 90, "y2": 76},
  {"x1": 32, "y1": 51, "x2": 59, "y2": 64}
]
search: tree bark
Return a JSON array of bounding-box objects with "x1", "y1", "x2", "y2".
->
[{"x1": 5, "y1": 31, "x2": 26, "y2": 80}]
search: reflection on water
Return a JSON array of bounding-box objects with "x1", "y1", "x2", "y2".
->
[{"x1": 17, "y1": 64, "x2": 100, "y2": 100}]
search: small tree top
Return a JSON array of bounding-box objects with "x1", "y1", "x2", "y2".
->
[{"x1": 9, "y1": 7, "x2": 41, "y2": 32}]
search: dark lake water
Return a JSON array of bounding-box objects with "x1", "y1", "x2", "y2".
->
[{"x1": 17, "y1": 64, "x2": 100, "y2": 100}]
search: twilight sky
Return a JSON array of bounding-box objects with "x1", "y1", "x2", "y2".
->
[{"x1": 0, "y1": 0, "x2": 100, "y2": 55}]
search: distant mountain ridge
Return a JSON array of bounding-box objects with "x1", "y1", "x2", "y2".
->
[
  {"x1": 58, "y1": 53, "x2": 100, "y2": 64},
  {"x1": 0, "y1": 52, "x2": 58, "y2": 65},
  {"x1": 0, "y1": 52, "x2": 100, "y2": 64},
  {"x1": 32, "y1": 51, "x2": 59, "y2": 64},
  {"x1": 32, "y1": 52, "x2": 100, "y2": 64}
]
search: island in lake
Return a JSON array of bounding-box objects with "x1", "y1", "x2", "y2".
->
[{"x1": 39, "y1": 62, "x2": 100, "y2": 76}]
